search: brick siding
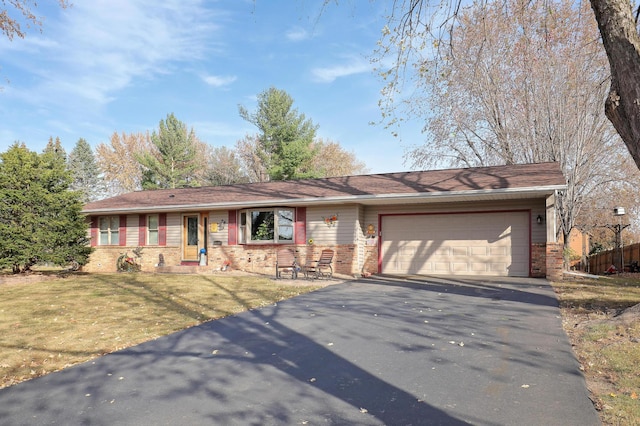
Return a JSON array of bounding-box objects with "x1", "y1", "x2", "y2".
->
[
  {"x1": 83, "y1": 244, "x2": 363, "y2": 276},
  {"x1": 545, "y1": 242, "x2": 564, "y2": 281}
]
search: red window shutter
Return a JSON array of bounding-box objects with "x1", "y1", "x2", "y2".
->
[
  {"x1": 228, "y1": 210, "x2": 237, "y2": 245},
  {"x1": 159, "y1": 213, "x2": 167, "y2": 246},
  {"x1": 119, "y1": 215, "x2": 127, "y2": 246},
  {"x1": 295, "y1": 207, "x2": 306, "y2": 245},
  {"x1": 89, "y1": 216, "x2": 98, "y2": 247},
  {"x1": 138, "y1": 215, "x2": 146, "y2": 246}
]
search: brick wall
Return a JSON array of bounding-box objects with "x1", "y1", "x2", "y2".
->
[
  {"x1": 531, "y1": 242, "x2": 563, "y2": 280},
  {"x1": 363, "y1": 243, "x2": 378, "y2": 275},
  {"x1": 545, "y1": 242, "x2": 564, "y2": 281},
  {"x1": 531, "y1": 243, "x2": 546, "y2": 278},
  {"x1": 81, "y1": 246, "x2": 181, "y2": 273},
  {"x1": 211, "y1": 244, "x2": 359, "y2": 276},
  {"x1": 83, "y1": 244, "x2": 361, "y2": 276}
]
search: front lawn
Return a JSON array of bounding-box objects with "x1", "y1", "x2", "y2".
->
[{"x1": 0, "y1": 272, "x2": 322, "y2": 389}]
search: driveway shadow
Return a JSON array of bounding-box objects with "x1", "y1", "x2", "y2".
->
[{"x1": 362, "y1": 274, "x2": 559, "y2": 307}]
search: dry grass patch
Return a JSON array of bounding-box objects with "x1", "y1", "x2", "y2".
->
[
  {"x1": 553, "y1": 275, "x2": 640, "y2": 426},
  {"x1": 0, "y1": 272, "x2": 323, "y2": 389}
]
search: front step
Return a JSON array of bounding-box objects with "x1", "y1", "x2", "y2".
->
[{"x1": 156, "y1": 265, "x2": 216, "y2": 274}]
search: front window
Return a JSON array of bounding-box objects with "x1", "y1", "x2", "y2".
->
[
  {"x1": 99, "y1": 216, "x2": 119, "y2": 245},
  {"x1": 239, "y1": 208, "x2": 294, "y2": 244},
  {"x1": 147, "y1": 214, "x2": 159, "y2": 245}
]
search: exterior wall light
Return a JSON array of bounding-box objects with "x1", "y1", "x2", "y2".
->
[{"x1": 536, "y1": 215, "x2": 543, "y2": 224}]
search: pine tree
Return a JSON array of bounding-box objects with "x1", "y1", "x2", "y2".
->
[
  {"x1": 239, "y1": 87, "x2": 319, "y2": 181},
  {"x1": 68, "y1": 138, "x2": 103, "y2": 202},
  {"x1": 43, "y1": 136, "x2": 66, "y2": 162},
  {"x1": 138, "y1": 113, "x2": 201, "y2": 189},
  {"x1": 0, "y1": 143, "x2": 92, "y2": 273}
]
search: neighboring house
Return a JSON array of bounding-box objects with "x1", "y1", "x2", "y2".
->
[
  {"x1": 566, "y1": 228, "x2": 590, "y2": 271},
  {"x1": 82, "y1": 162, "x2": 566, "y2": 280}
]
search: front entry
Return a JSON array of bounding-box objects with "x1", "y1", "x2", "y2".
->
[{"x1": 183, "y1": 214, "x2": 200, "y2": 261}]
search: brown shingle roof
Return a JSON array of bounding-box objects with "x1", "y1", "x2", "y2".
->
[{"x1": 83, "y1": 162, "x2": 566, "y2": 213}]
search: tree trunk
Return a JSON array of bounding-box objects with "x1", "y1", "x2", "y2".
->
[{"x1": 590, "y1": 0, "x2": 640, "y2": 169}]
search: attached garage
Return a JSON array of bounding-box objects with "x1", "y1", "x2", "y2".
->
[{"x1": 380, "y1": 211, "x2": 530, "y2": 277}]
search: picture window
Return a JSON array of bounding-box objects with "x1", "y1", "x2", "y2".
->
[{"x1": 238, "y1": 208, "x2": 294, "y2": 244}]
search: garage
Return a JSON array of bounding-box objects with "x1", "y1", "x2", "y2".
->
[{"x1": 380, "y1": 211, "x2": 530, "y2": 277}]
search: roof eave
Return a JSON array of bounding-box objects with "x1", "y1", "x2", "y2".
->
[{"x1": 81, "y1": 185, "x2": 566, "y2": 215}]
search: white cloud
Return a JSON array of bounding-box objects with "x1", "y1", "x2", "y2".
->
[
  {"x1": 6, "y1": 0, "x2": 224, "y2": 108},
  {"x1": 202, "y1": 74, "x2": 237, "y2": 88},
  {"x1": 311, "y1": 57, "x2": 372, "y2": 83},
  {"x1": 286, "y1": 27, "x2": 309, "y2": 42}
]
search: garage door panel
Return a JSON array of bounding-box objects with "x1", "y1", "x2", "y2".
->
[
  {"x1": 433, "y1": 247, "x2": 450, "y2": 256},
  {"x1": 451, "y1": 262, "x2": 469, "y2": 272},
  {"x1": 381, "y1": 212, "x2": 529, "y2": 277},
  {"x1": 470, "y1": 263, "x2": 489, "y2": 272},
  {"x1": 489, "y1": 246, "x2": 508, "y2": 256},
  {"x1": 433, "y1": 262, "x2": 450, "y2": 272},
  {"x1": 469, "y1": 246, "x2": 488, "y2": 256},
  {"x1": 451, "y1": 247, "x2": 467, "y2": 256}
]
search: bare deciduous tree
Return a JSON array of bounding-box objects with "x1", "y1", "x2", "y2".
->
[
  {"x1": 235, "y1": 134, "x2": 269, "y2": 183},
  {"x1": 1, "y1": 0, "x2": 69, "y2": 41},
  {"x1": 371, "y1": 0, "x2": 640, "y2": 173},
  {"x1": 95, "y1": 132, "x2": 152, "y2": 196},
  {"x1": 201, "y1": 145, "x2": 250, "y2": 186},
  {"x1": 309, "y1": 138, "x2": 369, "y2": 177},
  {"x1": 385, "y1": 0, "x2": 627, "y2": 263}
]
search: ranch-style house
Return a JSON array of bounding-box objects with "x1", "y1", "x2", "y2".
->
[{"x1": 81, "y1": 162, "x2": 566, "y2": 280}]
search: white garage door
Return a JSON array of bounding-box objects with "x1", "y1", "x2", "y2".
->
[{"x1": 381, "y1": 212, "x2": 530, "y2": 277}]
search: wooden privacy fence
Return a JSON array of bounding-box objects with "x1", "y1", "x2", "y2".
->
[{"x1": 589, "y1": 242, "x2": 640, "y2": 274}]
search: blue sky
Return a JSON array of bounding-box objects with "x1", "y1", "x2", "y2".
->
[{"x1": 0, "y1": 0, "x2": 425, "y2": 174}]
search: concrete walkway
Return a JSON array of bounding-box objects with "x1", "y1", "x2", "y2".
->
[{"x1": 0, "y1": 275, "x2": 600, "y2": 425}]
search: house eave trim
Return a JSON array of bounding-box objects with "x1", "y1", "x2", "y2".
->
[{"x1": 82, "y1": 185, "x2": 566, "y2": 215}]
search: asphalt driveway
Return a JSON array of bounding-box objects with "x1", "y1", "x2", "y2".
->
[{"x1": 0, "y1": 275, "x2": 600, "y2": 425}]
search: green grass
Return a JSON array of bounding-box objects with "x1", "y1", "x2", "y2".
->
[
  {"x1": 0, "y1": 272, "x2": 322, "y2": 389},
  {"x1": 553, "y1": 275, "x2": 640, "y2": 425}
]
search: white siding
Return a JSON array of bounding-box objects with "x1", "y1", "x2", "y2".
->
[
  {"x1": 208, "y1": 211, "x2": 229, "y2": 246},
  {"x1": 305, "y1": 205, "x2": 359, "y2": 245}
]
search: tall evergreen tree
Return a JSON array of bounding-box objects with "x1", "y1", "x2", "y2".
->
[
  {"x1": 239, "y1": 87, "x2": 319, "y2": 181},
  {"x1": 138, "y1": 113, "x2": 201, "y2": 189},
  {"x1": 68, "y1": 138, "x2": 103, "y2": 202},
  {"x1": 0, "y1": 143, "x2": 92, "y2": 273},
  {"x1": 43, "y1": 136, "x2": 66, "y2": 162}
]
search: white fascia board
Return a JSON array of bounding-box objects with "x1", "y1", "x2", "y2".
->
[{"x1": 82, "y1": 184, "x2": 566, "y2": 215}]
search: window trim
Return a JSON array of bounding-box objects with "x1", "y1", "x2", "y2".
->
[
  {"x1": 147, "y1": 214, "x2": 159, "y2": 246},
  {"x1": 98, "y1": 216, "x2": 120, "y2": 246},
  {"x1": 238, "y1": 207, "x2": 295, "y2": 244}
]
